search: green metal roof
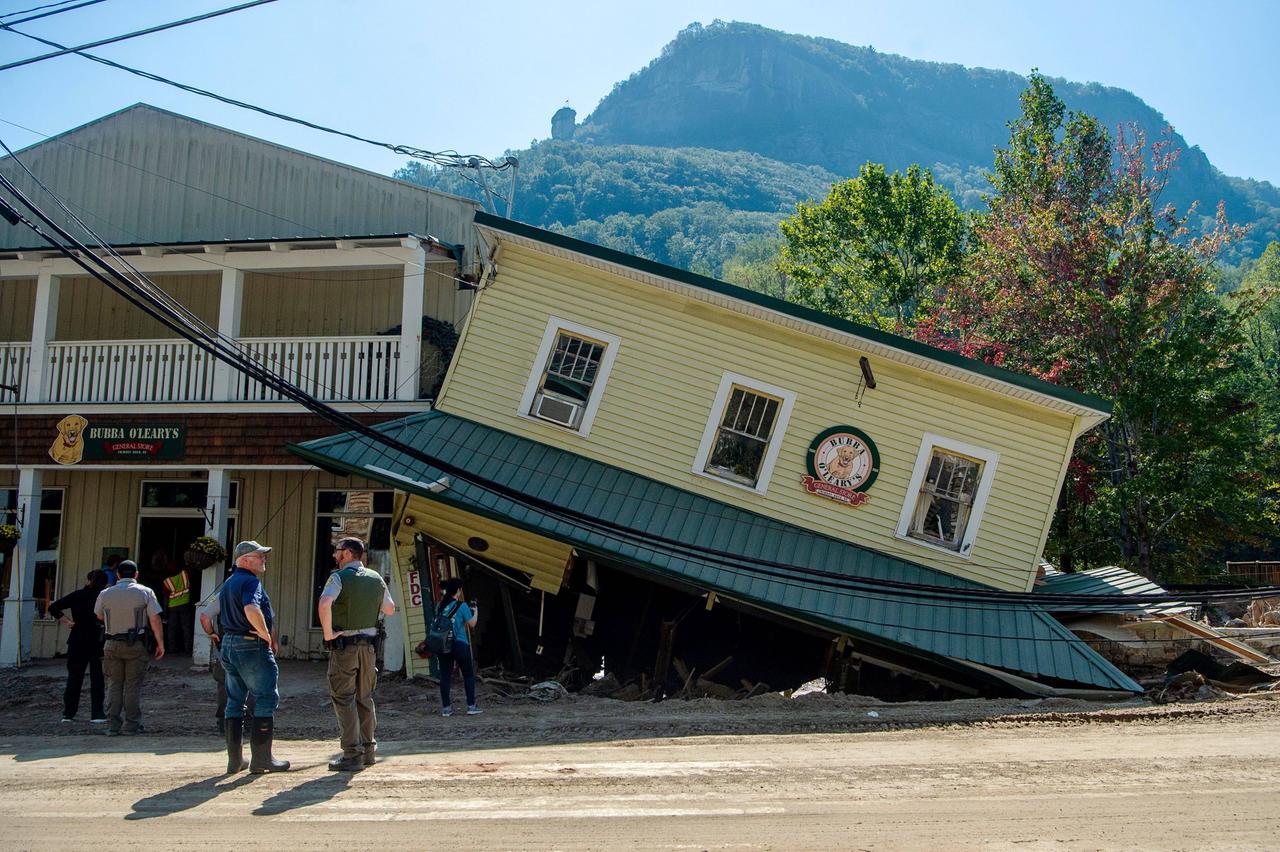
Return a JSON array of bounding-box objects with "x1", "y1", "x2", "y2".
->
[
  {"x1": 474, "y1": 211, "x2": 1112, "y2": 416},
  {"x1": 1039, "y1": 565, "x2": 1189, "y2": 615},
  {"x1": 290, "y1": 410, "x2": 1141, "y2": 693}
]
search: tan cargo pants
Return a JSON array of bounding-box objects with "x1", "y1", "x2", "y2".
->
[
  {"x1": 327, "y1": 642, "x2": 377, "y2": 759},
  {"x1": 103, "y1": 639, "x2": 150, "y2": 733}
]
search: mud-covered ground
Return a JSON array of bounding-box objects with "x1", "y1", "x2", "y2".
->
[
  {"x1": 3, "y1": 658, "x2": 1279, "y2": 849},
  {"x1": 3, "y1": 654, "x2": 1278, "y2": 744}
]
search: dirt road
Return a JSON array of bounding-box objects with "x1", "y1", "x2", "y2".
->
[{"x1": 3, "y1": 660, "x2": 1278, "y2": 849}]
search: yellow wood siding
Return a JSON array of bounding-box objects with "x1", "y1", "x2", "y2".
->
[
  {"x1": 400, "y1": 494, "x2": 571, "y2": 593},
  {"x1": 56, "y1": 273, "x2": 220, "y2": 340},
  {"x1": 1, "y1": 278, "x2": 36, "y2": 341},
  {"x1": 437, "y1": 244, "x2": 1079, "y2": 592}
]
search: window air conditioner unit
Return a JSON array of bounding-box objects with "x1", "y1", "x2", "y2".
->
[{"x1": 532, "y1": 392, "x2": 584, "y2": 429}]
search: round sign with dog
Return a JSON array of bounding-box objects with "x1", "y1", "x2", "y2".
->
[{"x1": 803, "y1": 426, "x2": 879, "y2": 506}]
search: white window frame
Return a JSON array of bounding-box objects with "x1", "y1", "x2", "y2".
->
[
  {"x1": 517, "y1": 316, "x2": 621, "y2": 437},
  {"x1": 895, "y1": 433, "x2": 999, "y2": 559},
  {"x1": 692, "y1": 371, "x2": 797, "y2": 496}
]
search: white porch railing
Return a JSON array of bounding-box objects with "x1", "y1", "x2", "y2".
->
[
  {"x1": 44, "y1": 339, "x2": 216, "y2": 403},
  {"x1": 234, "y1": 335, "x2": 401, "y2": 402},
  {"x1": 19, "y1": 336, "x2": 402, "y2": 403},
  {"x1": 0, "y1": 343, "x2": 30, "y2": 400}
]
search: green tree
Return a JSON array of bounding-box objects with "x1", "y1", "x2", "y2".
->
[
  {"x1": 777, "y1": 162, "x2": 966, "y2": 331},
  {"x1": 921, "y1": 73, "x2": 1268, "y2": 580},
  {"x1": 720, "y1": 235, "x2": 793, "y2": 299}
]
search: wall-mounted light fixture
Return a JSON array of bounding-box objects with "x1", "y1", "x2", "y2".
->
[{"x1": 855, "y1": 356, "x2": 877, "y2": 407}]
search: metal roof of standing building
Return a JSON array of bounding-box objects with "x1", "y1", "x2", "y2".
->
[
  {"x1": 291, "y1": 410, "x2": 1143, "y2": 693},
  {"x1": 0, "y1": 104, "x2": 480, "y2": 252}
]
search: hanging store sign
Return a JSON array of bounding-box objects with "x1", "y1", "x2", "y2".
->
[
  {"x1": 49, "y1": 415, "x2": 186, "y2": 464},
  {"x1": 802, "y1": 426, "x2": 880, "y2": 506}
]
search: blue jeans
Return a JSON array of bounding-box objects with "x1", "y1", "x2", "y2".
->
[
  {"x1": 439, "y1": 640, "x2": 476, "y2": 709},
  {"x1": 221, "y1": 635, "x2": 280, "y2": 718}
]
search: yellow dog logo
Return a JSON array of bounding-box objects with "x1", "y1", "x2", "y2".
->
[{"x1": 49, "y1": 415, "x2": 88, "y2": 465}]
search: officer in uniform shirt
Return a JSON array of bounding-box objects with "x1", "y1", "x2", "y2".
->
[
  {"x1": 218, "y1": 540, "x2": 289, "y2": 774},
  {"x1": 93, "y1": 560, "x2": 164, "y2": 735},
  {"x1": 317, "y1": 536, "x2": 395, "y2": 772}
]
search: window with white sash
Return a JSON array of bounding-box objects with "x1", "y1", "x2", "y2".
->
[{"x1": 896, "y1": 434, "x2": 998, "y2": 558}]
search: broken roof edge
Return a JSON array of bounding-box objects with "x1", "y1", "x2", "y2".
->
[{"x1": 474, "y1": 212, "x2": 1112, "y2": 423}]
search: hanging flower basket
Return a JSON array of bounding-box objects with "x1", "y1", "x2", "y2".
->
[
  {"x1": 0, "y1": 524, "x2": 18, "y2": 561},
  {"x1": 184, "y1": 535, "x2": 226, "y2": 569}
]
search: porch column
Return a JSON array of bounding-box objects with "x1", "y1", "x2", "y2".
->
[
  {"x1": 0, "y1": 468, "x2": 44, "y2": 667},
  {"x1": 398, "y1": 245, "x2": 426, "y2": 401},
  {"x1": 25, "y1": 271, "x2": 59, "y2": 403},
  {"x1": 210, "y1": 269, "x2": 244, "y2": 401},
  {"x1": 192, "y1": 467, "x2": 232, "y2": 667}
]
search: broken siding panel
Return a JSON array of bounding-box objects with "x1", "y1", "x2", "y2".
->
[
  {"x1": 403, "y1": 498, "x2": 571, "y2": 593},
  {"x1": 437, "y1": 244, "x2": 1076, "y2": 591},
  {"x1": 393, "y1": 492, "x2": 570, "y2": 678}
]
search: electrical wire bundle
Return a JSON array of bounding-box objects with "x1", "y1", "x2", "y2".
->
[{"x1": 3, "y1": 143, "x2": 1279, "y2": 645}]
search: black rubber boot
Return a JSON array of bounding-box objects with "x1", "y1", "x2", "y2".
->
[
  {"x1": 248, "y1": 717, "x2": 290, "y2": 774},
  {"x1": 225, "y1": 721, "x2": 247, "y2": 774}
]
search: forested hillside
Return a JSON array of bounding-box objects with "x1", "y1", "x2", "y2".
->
[
  {"x1": 400, "y1": 20, "x2": 1280, "y2": 273},
  {"x1": 399, "y1": 141, "x2": 838, "y2": 274}
]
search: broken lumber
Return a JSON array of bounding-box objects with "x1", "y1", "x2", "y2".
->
[
  {"x1": 701, "y1": 655, "x2": 733, "y2": 681},
  {"x1": 1157, "y1": 614, "x2": 1273, "y2": 664}
]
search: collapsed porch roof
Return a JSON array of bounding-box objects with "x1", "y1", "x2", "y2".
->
[{"x1": 289, "y1": 410, "x2": 1142, "y2": 694}]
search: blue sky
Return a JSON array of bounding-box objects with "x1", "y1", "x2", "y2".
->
[{"x1": 1, "y1": 0, "x2": 1277, "y2": 184}]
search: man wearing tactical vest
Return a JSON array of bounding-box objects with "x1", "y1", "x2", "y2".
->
[{"x1": 317, "y1": 536, "x2": 396, "y2": 772}]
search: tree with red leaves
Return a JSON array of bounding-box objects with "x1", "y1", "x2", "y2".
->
[{"x1": 921, "y1": 72, "x2": 1269, "y2": 580}]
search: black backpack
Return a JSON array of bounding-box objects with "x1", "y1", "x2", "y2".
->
[{"x1": 425, "y1": 600, "x2": 461, "y2": 655}]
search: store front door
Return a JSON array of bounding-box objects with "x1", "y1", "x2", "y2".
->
[{"x1": 137, "y1": 516, "x2": 206, "y2": 604}]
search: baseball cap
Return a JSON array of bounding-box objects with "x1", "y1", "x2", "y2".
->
[{"x1": 233, "y1": 540, "x2": 272, "y2": 560}]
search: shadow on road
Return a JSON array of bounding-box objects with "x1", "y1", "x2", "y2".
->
[
  {"x1": 126, "y1": 773, "x2": 257, "y2": 820},
  {"x1": 253, "y1": 772, "x2": 353, "y2": 816}
]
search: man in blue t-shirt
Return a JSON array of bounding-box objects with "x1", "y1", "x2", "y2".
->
[{"x1": 217, "y1": 540, "x2": 290, "y2": 775}]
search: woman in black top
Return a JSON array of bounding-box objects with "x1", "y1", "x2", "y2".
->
[{"x1": 48, "y1": 570, "x2": 109, "y2": 723}]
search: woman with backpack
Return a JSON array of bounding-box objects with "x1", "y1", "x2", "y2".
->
[{"x1": 432, "y1": 577, "x2": 481, "y2": 717}]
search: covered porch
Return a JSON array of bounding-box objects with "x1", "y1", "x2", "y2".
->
[{"x1": 0, "y1": 235, "x2": 469, "y2": 406}]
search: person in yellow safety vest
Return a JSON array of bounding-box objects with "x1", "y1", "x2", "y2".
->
[{"x1": 164, "y1": 568, "x2": 194, "y2": 655}]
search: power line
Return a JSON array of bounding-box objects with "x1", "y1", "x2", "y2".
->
[
  {"x1": 0, "y1": 137, "x2": 446, "y2": 412},
  {"x1": 0, "y1": 117, "x2": 453, "y2": 276},
  {"x1": 0, "y1": 19, "x2": 518, "y2": 176},
  {"x1": 0, "y1": 0, "x2": 85, "y2": 20},
  {"x1": 0, "y1": 0, "x2": 107, "y2": 26},
  {"x1": 4, "y1": 151, "x2": 1279, "y2": 632},
  {"x1": 0, "y1": 0, "x2": 278, "y2": 72}
]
